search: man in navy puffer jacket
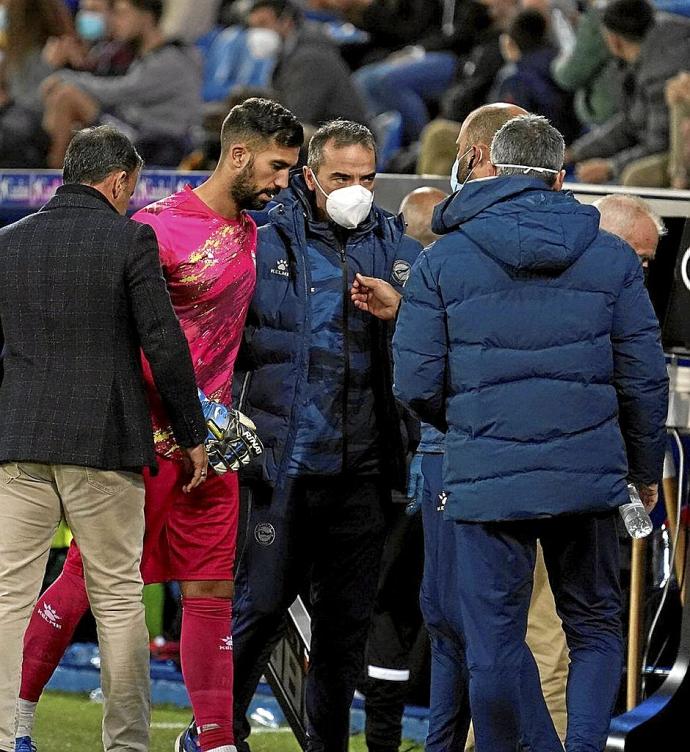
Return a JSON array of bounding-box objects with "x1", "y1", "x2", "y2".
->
[
  {"x1": 231, "y1": 120, "x2": 422, "y2": 752},
  {"x1": 393, "y1": 114, "x2": 668, "y2": 752}
]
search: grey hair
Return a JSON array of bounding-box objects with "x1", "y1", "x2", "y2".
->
[
  {"x1": 593, "y1": 193, "x2": 668, "y2": 237},
  {"x1": 62, "y1": 125, "x2": 143, "y2": 185},
  {"x1": 307, "y1": 120, "x2": 377, "y2": 173},
  {"x1": 490, "y1": 114, "x2": 565, "y2": 186}
]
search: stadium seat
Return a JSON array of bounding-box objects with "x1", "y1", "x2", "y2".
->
[{"x1": 371, "y1": 111, "x2": 404, "y2": 172}]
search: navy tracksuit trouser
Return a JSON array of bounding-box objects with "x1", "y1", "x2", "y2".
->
[
  {"x1": 422, "y1": 454, "x2": 562, "y2": 752},
  {"x1": 232, "y1": 476, "x2": 389, "y2": 752},
  {"x1": 444, "y1": 472, "x2": 623, "y2": 752}
]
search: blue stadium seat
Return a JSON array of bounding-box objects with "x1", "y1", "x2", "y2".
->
[
  {"x1": 654, "y1": 0, "x2": 690, "y2": 17},
  {"x1": 371, "y1": 111, "x2": 404, "y2": 172}
]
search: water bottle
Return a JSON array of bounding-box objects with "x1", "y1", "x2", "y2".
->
[{"x1": 619, "y1": 483, "x2": 653, "y2": 539}]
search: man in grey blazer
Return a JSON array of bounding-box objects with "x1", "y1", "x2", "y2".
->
[{"x1": 0, "y1": 125, "x2": 208, "y2": 752}]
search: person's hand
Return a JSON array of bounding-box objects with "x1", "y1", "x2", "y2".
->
[
  {"x1": 43, "y1": 36, "x2": 86, "y2": 70},
  {"x1": 182, "y1": 444, "x2": 208, "y2": 493},
  {"x1": 575, "y1": 159, "x2": 613, "y2": 184},
  {"x1": 636, "y1": 482, "x2": 658, "y2": 514},
  {"x1": 351, "y1": 273, "x2": 402, "y2": 320},
  {"x1": 405, "y1": 453, "x2": 424, "y2": 515},
  {"x1": 40, "y1": 73, "x2": 65, "y2": 100},
  {"x1": 42, "y1": 37, "x2": 69, "y2": 69}
]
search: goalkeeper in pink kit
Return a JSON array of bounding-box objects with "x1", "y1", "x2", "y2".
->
[{"x1": 15, "y1": 99, "x2": 303, "y2": 752}]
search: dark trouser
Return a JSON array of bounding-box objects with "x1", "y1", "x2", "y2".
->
[
  {"x1": 454, "y1": 510, "x2": 622, "y2": 752},
  {"x1": 419, "y1": 453, "x2": 471, "y2": 752},
  {"x1": 420, "y1": 454, "x2": 565, "y2": 752},
  {"x1": 232, "y1": 476, "x2": 389, "y2": 752},
  {"x1": 364, "y1": 503, "x2": 425, "y2": 752}
]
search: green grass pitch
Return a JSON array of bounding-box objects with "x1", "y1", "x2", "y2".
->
[{"x1": 34, "y1": 691, "x2": 422, "y2": 751}]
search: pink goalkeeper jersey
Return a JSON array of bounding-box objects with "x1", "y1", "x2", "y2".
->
[{"x1": 134, "y1": 186, "x2": 257, "y2": 459}]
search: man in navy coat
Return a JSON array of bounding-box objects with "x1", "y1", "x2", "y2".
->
[
  {"x1": 393, "y1": 114, "x2": 668, "y2": 752},
  {"x1": 230, "y1": 119, "x2": 422, "y2": 752}
]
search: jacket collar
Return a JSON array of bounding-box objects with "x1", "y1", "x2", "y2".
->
[
  {"x1": 269, "y1": 170, "x2": 406, "y2": 246},
  {"x1": 41, "y1": 184, "x2": 119, "y2": 214}
]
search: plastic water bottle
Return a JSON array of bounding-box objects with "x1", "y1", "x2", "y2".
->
[{"x1": 619, "y1": 483, "x2": 653, "y2": 539}]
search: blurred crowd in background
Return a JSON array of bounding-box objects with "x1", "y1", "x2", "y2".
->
[{"x1": 0, "y1": 0, "x2": 689, "y2": 187}]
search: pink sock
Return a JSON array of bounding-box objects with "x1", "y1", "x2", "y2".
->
[
  {"x1": 21, "y1": 569, "x2": 91, "y2": 701},
  {"x1": 180, "y1": 597, "x2": 234, "y2": 751}
]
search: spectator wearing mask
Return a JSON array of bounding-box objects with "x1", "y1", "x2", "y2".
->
[
  {"x1": 552, "y1": 0, "x2": 623, "y2": 128},
  {"x1": 246, "y1": 0, "x2": 367, "y2": 131},
  {"x1": 492, "y1": 8, "x2": 577, "y2": 142},
  {"x1": 569, "y1": 0, "x2": 690, "y2": 186},
  {"x1": 41, "y1": 0, "x2": 202, "y2": 167},
  {"x1": 42, "y1": 0, "x2": 136, "y2": 77}
]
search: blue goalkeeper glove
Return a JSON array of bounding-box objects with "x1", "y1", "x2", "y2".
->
[{"x1": 198, "y1": 389, "x2": 263, "y2": 474}]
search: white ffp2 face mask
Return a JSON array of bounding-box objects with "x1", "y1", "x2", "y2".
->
[
  {"x1": 245, "y1": 28, "x2": 282, "y2": 59},
  {"x1": 311, "y1": 173, "x2": 374, "y2": 229}
]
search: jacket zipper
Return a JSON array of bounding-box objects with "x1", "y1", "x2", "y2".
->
[{"x1": 339, "y1": 239, "x2": 349, "y2": 474}]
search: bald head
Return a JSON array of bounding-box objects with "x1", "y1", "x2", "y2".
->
[
  {"x1": 400, "y1": 187, "x2": 448, "y2": 247},
  {"x1": 455, "y1": 103, "x2": 528, "y2": 183},
  {"x1": 594, "y1": 194, "x2": 666, "y2": 267}
]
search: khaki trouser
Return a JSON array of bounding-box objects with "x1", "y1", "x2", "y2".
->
[
  {"x1": 670, "y1": 100, "x2": 690, "y2": 187},
  {"x1": 465, "y1": 544, "x2": 569, "y2": 750},
  {"x1": 620, "y1": 152, "x2": 670, "y2": 188},
  {"x1": 417, "y1": 118, "x2": 461, "y2": 176},
  {"x1": 0, "y1": 462, "x2": 149, "y2": 752}
]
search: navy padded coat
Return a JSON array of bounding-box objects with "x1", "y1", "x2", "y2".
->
[
  {"x1": 234, "y1": 174, "x2": 422, "y2": 491},
  {"x1": 393, "y1": 176, "x2": 668, "y2": 522}
]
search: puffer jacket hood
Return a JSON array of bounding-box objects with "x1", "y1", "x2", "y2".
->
[{"x1": 432, "y1": 175, "x2": 600, "y2": 273}]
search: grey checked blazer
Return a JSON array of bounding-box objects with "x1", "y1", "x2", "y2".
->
[{"x1": 0, "y1": 184, "x2": 206, "y2": 470}]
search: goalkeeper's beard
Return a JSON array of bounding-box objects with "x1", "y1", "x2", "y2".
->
[{"x1": 231, "y1": 160, "x2": 276, "y2": 211}]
